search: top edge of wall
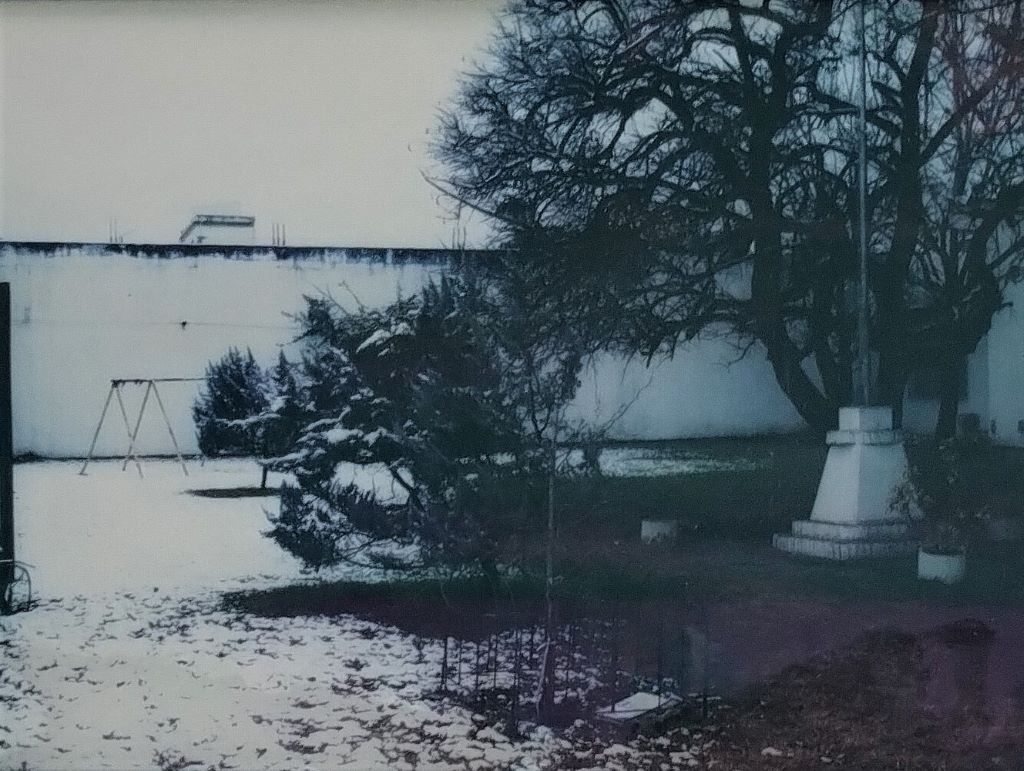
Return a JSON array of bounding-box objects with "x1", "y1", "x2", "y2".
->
[{"x1": 0, "y1": 241, "x2": 500, "y2": 266}]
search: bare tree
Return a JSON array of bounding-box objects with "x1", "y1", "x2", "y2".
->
[
  {"x1": 435, "y1": 0, "x2": 1024, "y2": 434},
  {"x1": 894, "y1": 1, "x2": 1024, "y2": 436}
]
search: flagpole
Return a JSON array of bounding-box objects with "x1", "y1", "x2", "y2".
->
[
  {"x1": 856, "y1": 0, "x2": 871, "y2": 407},
  {"x1": 774, "y1": 0, "x2": 915, "y2": 560}
]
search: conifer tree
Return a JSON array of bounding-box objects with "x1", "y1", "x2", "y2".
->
[
  {"x1": 254, "y1": 352, "x2": 310, "y2": 487},
  {"x1": 265, "y1": 275, "x2": 585, "y2": 574},
  {"x1": 192, "y1": 347, "x2": 271, "y2": 486}
]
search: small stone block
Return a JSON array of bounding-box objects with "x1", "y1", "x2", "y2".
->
[
  {"x1": 838, "y1": 406, "x2": 894, "y2": 432},
  {"x1": 641, "y1": 519, "x2": 678, "y2": 544}
]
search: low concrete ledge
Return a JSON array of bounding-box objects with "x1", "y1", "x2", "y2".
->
[
  {"x1": 773, "y1": 532, "x2": 918, "y2": 560},
  {"x1": 825, "y1": 429, "x2": 904, "y2": 446},
  {"x1": 792, "y1": 519, "x2": 912, "y2": 542}
]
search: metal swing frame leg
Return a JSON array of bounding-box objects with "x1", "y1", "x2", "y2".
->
[
  {"x1": 80, "y1": 382, "x2": 144, "y2": 477},
  {"x1": 79, "y1": 385, "x2": 114, "y2": 476},
  {"x1": 121, "y1": 381, "x2": 152, "y2": 473},
  {"x1": 113, "y1": 384, "x2": 144, "y2": 478},
  {"x1": 150, "y1": 381, "x2": 188, "y2": 477}
]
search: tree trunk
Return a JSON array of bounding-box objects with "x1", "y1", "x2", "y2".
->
[
  {"x1": 743, "y1": 90, "x2": 838, "y2": 434},
  {"x1": 876, "y1": 347, "x2": 908, "y2": 429},
  {"x1": 810, "y1": 272, "x2": 854, "y2": 410},
  {"x1": 751, "y1": 252, "x2": 837, "y2": 433},
  {"x1": 814, "y1": 342, "x2": 853, "y2": 417},
  {"x1": 766, "y1": 348, "x2": 837, "y2": 433},
  {"x1": 935, "y1": 357, "x2": 961, "y2": 440},
  {"x1": 891, "y1": 381, "x2": 907, "y2": 429},
  {"x1": 536, "y1": 437, "x2": 558, "y2": 723},
  {"x1": 260, "y1": 464, "x2": 269, "y2": 490}
]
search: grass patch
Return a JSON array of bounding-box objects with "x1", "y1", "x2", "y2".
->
[
  {"x1": 549, "y1": 435, "x2": 827, "y2": 541},
  {"x1": 546, "y1": 538, "x2": 1024, "y2": 607},
  {"x1": 225, "y1": 437, "x2": 1024, "y2": 627},
  {"x1": 549, "y1": 435, "x2": 1024, "y2": 541}
]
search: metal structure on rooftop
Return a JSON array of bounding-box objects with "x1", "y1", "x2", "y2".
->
[{"x1": 179, "y1": 214, "x2": 256, "y2": 245}]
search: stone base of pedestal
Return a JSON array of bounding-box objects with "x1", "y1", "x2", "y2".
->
[
  {"x1": 773, "y1": 406, "x2": 918, "y2": 561},
  {"x1": 773, "y1": 519, "x2": 918, "y2": 560}
]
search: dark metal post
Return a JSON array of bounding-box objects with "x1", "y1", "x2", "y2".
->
[
  {"x1": 0, "y1": 283, "x2": 14, "y2": 612},
  {"x1": 440, "y1": 636, "x2": 449, "y2": 693},
  {"x1": 456, "y1": 638, "x2": 463, "y2": 685}
]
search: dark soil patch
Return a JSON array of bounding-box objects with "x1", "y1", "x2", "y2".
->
[
  {"x1": 223, "y1": 577, "x2": 546, "y2": 640},
  {"x1": 703, "y1": 623, "x2": 1024, "y2": 770},
  {"x1": 224, "y1": 573, "x2": 1024, "y2": 762},
  {"x1": 187, "y1": 486, "x2": 280, "y2": 499}
]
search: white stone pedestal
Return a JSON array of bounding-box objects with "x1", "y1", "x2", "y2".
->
[{"x1": 774, "y1": 406, "x2": 918, "y2": 560}]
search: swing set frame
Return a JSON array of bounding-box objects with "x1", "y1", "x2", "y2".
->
[{"x1": 79, "y1": 378, "x2": 204, "y2": 477}]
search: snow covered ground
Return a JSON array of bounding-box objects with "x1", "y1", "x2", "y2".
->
[
  {"x1": 5, "y1": 455, "x2": 1016, "y2": 769},
  {"x1": 14, "y1": 459, "x2": 308, "y2": 599},
  {"x1": 591, "y1": 446, "x2": 760, "y2": 478},
  {"x1": 0, "y1": 458, "x2": 707, "y2": 770}
]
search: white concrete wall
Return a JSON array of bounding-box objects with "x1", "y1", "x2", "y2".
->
[
  {"x1": 6, "y1": 243, "x2": 1018, "y2": 457},
  {"x1": 901, "y1": 348, "x2": 986, "y2": 438},
  {"x1": 900, "y1": 278, "x2": 1024, "y2": 446},
  {"x1": 570, "y1": 344, "x2": 806, "y2": 440},
  {"x1": 0, "y1": 244, "x2": 810, "y2": 457},
  {"x1": 985, "y1": 279, "x2": 1024, "y2": 446},
  {"x1": 0, "y1": 245, "x2": 440, "y2": 457}
]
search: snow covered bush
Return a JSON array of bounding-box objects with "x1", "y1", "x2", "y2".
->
[
  {"x1": 266, "y1": 273, "x2": 588, "y2": 574},
  {"x1": 193, "y1": 348, "x2": 307, "y2": 488},
  {"x1": 260, "y1": 351, "x2": 308, "y2": 462},
  {"x1": 193, "y1": 348, "x2": 269, "y2": 456}
]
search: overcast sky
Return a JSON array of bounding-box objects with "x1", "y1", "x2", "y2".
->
[{"x1": 0, "y1": 0, "x2": 500, "y2": 247}]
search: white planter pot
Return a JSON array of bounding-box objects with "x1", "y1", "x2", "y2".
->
[
  {"x1": 917, "y1": 548, "x2": 966, "y2": 585},
  {"x1": 986, "y1": 516, "x2": 1024, "y2": 543},
  {"x1": 641, "y1": 519, "x2": 678, "y2": 545}
]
